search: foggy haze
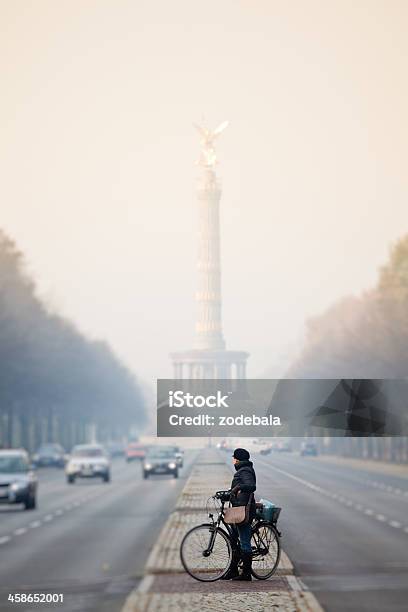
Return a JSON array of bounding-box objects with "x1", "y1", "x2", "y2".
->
[{"x1": 1, "y1": 0, "x2": 408, "y2": 384}]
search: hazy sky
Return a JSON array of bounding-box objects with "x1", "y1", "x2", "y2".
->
[{"x1": 1, "y1": 1, "x2": 408, "y2": 385}]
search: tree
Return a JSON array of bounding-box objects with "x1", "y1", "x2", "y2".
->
[
  {"x1": 287, "y1": 235, "x2": 408, "y2": 462},
  {"x1": 0, "y1": 229, "x2": 146, "y2": 450}
]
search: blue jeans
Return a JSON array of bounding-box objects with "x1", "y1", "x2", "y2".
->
[{"x1": 231, "y1": 522, "x2": 252, "y2": 554}]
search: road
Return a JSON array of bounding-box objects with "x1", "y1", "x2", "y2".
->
[
  {"x1": 2, "y1": 449, "x2": 407, "y2": 612},
  {"x1": 0, "y1": 451, "x2": 197, "y2": 612},
  {"x1": 252, "y1": 451, "x2": 408, "y2": 612}
]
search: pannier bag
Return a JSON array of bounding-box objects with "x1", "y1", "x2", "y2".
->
[{"x1": 255, "y1": 498, "x2": 281, "y2": 524}]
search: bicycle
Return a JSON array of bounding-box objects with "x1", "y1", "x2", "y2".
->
[{"x1": 180, "y1": 490, "x2": 282, "y2": 582}]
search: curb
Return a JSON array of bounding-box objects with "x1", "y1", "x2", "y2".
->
[{"x1": 122, "y1": 448, "x2": 324, "y2": 612}]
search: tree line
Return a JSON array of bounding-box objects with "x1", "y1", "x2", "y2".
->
[
  {"x1": 0, "y1": 230, "x2": 146, "y2": 451},
  {"x1": 288, "y1": 235, "x2": 408, "y2": 462}
]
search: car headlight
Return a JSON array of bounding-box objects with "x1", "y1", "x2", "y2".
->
[
  {"x1": 168, "y1": 462, "x2": 176, "y2": 469},
  {"x1": 144, "y1": 463, "x2": 152, "y2": 470},
  {"x1": 11, "y1": 482, "x2": 27, "y2": 491}
]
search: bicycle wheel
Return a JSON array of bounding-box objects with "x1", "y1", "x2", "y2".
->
[
  {"x1": 180, "y1": 524, "x2": 232, "y2": 582},
  {"x1": 251, "y1": 522, "x2": 281, "y2": 579}
]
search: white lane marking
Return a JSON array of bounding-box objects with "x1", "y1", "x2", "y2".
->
[
  {"x1": 265, "y1": 463, "x2": 324, "y2": 494},
  {"x1": 43, "y1": 514, "x2": 53, "y2": 522},
  {"x1": 0, "y1": 536, "x2": 11, "y2": 545},
  {"x1": 29, "y1": 521, "x2": 41, "y2": 528},
  {"x1": 330, "y1": 472, "x2": 408, "y2": 500},
  {"x1": 264, "y1": 460, "x2": 408, "y2": 535},
  {"x1": 364, "y1": 480, "x2": 408, "y2": 501},
  {"x1": 284, "y1": 457, "x2": 408, "y2": 500},
  {"x1": 13, "y1": 527, "x2": 27, "y2": 536},
  {"x1": 137, "y1": 574, "x2": 154, "y2": 594}
]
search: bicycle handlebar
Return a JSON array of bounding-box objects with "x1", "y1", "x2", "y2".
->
[{"x1": 214, "y1": 490, "x2": 231, "y2": 502}]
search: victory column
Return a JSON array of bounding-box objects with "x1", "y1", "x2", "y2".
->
[{"x1": 171, "y1": 122, "x2": 249, "y2": 380}]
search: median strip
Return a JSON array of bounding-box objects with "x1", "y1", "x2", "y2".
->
[{"x1": 122, "y1": 448, "x2": 323, "y2": 612}]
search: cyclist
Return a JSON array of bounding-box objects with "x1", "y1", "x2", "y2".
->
[{"x1": 222, "y1": 447, "x2": 256, "y2": 581}]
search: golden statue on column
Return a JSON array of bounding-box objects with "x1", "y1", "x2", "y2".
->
[{"x1": 194, "y1": 120, "x2": 229, "y2": 168}]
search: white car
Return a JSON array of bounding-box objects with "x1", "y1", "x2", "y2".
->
[
  {"x1": 66, "y1": 444, "x2": 111, "y2": 484},
  {"x1": 247, "y1": 439, "x2": 271, "y2": 455}
]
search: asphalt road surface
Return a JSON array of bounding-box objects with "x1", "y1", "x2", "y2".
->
[
  {"x1": 252, "y1": 451, "x2": 408, "y2": 612},
  {"x1": 0, "y1": 451, "x2": 197, "y2": 612}
]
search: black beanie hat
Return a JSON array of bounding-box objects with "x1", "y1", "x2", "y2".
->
[{"x1": 233, "y1": 448, "x2": 250, "y2": 461}]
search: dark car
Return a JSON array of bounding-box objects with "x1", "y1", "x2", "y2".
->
[
  {"x1": 216, "y1": 440, "x2": 227, "y2": 451},
  {"x1": 300, "y1": 442, "x2": 318, "y2": 456},
  {"x1": 0, "y1": 449, "x2": 38, "y2": 510},
  {"x1": 276, "y1": 441, "x2": 292, "y2": 453},
  {"x1": 161, "y1": 445, "x2": 184, "y2": 468},
  {"x1": 142, "y1": 450, "x2": 178, "y2": 479},
  {"x1": 32, "y1": 443, "x2": 66, "y2": 468}
]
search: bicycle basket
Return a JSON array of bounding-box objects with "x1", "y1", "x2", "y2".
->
[{"x1": 256, "y1": 498, "x2": 281, "y2": 524}]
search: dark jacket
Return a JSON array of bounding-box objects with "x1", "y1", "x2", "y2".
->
[{"x1": 230, "y1": 460, "x2": 256, "y2": 515}]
